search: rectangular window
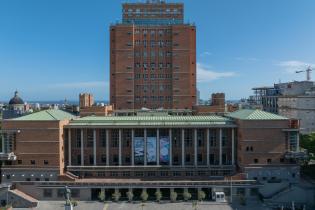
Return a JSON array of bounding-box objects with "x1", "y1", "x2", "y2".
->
[
  {"x1": 76, "y1": 129, "x2": 81, "y2": 148},
  {"x1": 30, "y1": 160, "x2": 35, "y2": 165},
  {"x1": 122, "y1": 172, "x2": 130, "y2": 177},
  {"x1": 186, "y1": 171, "x2": 194, "y2": 176},
  {"x1": 209, "y1": 154, "x2": 215, "y2": 165},
  {"x1": 147, "y1": 171, "x2": 156, "y2": 177},
  {"x1": 111, "y1": 129, "x2": 119, "y2": 148},
  {"x1": 110, "y1": 171, "x2": 118, "y2": 177},
  {"x1": 44, "y1": 160, "x2": 49, "y2": 165},
  {"x1": 135, "y1": 172, "x2": 144, "y2": 177},
  {"x1": 101, "y1": 155, "x2": 106, "y2": 163},
  {"x1": 185, "y1": 154, "x2": 190, "y2": 162},
  {"x1": 210, "y1": 130, "x2": 217, "y2": 147},
  {"x1": 160, "y1": 171, "x2": 169, "y2": 177},
  {"x1": 87, "y1": 129, "x2": 94, "y2": 147},
  {"x1": 113, "y1": 155, "x2": 119, "y2": 164},
  {"x1": 173, "y1": 171, "x2": 181, "y2": 177},
  {"x1": 197, "y1": 154, "x2": 202, "y2": 162},
  {"x1": 100, "y1": 129, "x2": 106, "y2": 147},
  {"x1": 89, "y1": 155, "x2": 93, "y2": 165}
]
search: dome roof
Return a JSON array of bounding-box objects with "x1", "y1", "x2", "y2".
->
[{"x1": 9, "y1": 91, "x2": 24, "y2": 105}]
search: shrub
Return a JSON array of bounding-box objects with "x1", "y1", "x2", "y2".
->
[
  {"x1": 197, "y1": 190, "x2": 206, "y2": 201},
  {"x1": 140, "y1": 189, "x2": 148, "y2": 202},
  {"x1": 112, "y1": 190, "x2": 121, "y2": 202},
  {"x1": 155, "y1": 189, "x2": 162, "y2": 202},
  {"x1": 70, "y1": 199, "x2": 78, "y2": 207},
  {"x1": 183, "y1": 189, "x2": 191, "y2": 201},
  {"x1": 98, "y1": 191, "x2": 105, "y2": 202},
  {"x1": 126, "y1": 190, "x2": 134, "y2": 202},
  {"x1": 170, "y1": 191, "x2": 177, "y2": 202}
]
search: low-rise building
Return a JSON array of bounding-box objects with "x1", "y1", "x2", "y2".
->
[
  {"x1": 1, "y1": 109, "x2": 76, "y2": 182},
  {"x1": 0, "y1": 109, "x2": 301, "y2": 202}
]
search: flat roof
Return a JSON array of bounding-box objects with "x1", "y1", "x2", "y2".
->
[{"x1": 67, "y1": 115, "x2": 235, "y2": 127}]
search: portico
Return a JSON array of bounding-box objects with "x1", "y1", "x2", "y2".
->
[{"x1": 65, "y1": 115, "x2": 237, "y2": 178}]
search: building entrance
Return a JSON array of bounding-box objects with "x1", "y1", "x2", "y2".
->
[{"x1": 91, "y1": 188, "x2": 101, "y2": 201}]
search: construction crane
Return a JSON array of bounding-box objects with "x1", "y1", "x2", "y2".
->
[{"x1": 296, "y1": 66, "x2": 313, "y2": 81}]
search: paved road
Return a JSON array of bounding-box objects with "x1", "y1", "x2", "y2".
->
[{"x1": 14, "y1": 201, "x2": 273, "y2": 210}]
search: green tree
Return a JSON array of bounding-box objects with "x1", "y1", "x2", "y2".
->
[{"x1": 301, "y1": 134, "x2": 315, "y2": 156}]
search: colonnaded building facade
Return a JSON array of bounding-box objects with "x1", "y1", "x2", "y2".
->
[
  {"x1": 0, "y1": 0, "x2": 307, "y2": 207},
  {"x1": 0, "y1": 109, "x2": 301, "y2": 202}
]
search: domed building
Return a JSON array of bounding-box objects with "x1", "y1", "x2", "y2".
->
[
  {"x1": 9, "y1": 91, "x2": 24, "y2": 111},
  {"x1": 3, "y1": 91, "x2": 26, "y2": 119}
]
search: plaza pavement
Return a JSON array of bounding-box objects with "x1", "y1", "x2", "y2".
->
[{"x1": 14, "y1": 200, "x2": 272, "y2": 210}]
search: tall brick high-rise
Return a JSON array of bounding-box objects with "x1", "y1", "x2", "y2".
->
[{"x1": 110, "y1": 0, "x2": 196, "y2": 110}]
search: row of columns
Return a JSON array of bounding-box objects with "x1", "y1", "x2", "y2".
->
[{"x1": 68, "y1": 128, "x2": 235, "y2": 167}]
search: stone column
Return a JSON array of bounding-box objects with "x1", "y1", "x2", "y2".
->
[
  {"x1": 68, "y1": 129, "x2": 71, "y2": 166},
  {"x1": 131, "y1": 129, "x2": 135, "y2": 166},
  {"x1": 106, "y1": 129, "x2": 109, "y2": 166},
  {"x1": 119, "y1": 129, "x2": 122, "y2": 166},
  {"x1": 206, "y1": 128, "x2": 210, "y2": 166},
  {"x1": 93, "y1": 129, "x2": 97, "y2": 166},
  {"x1": 181, "y1": 128, "x2": 185, "y2": 167},
  {"x1": 81, "y1": 129, "x2": 84, "y2": 166},
  {"x1": 194, "y1": 129, "x2": 198, "y2": 167},
  {"x1": 144, "y1": 128, "x2": 147, "y2": 166},
  {"x1": 231, "y1": 128, "x2": 235, "y2": 165},
  {"x1": 157, "y1": 128, "x2": 160, "y2": 165},
  {"x1": 169, "y1": 128, "x2": 172, "y2": 166},
  {"x1": 219, "y1": 128, "x2": 222, "y2": 166}
]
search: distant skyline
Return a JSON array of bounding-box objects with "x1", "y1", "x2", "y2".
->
[{"x1": 1, "y1": 0, "x2": 315, "y2": 102}]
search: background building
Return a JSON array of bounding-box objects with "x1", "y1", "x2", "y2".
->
[
  {"x1": 2, "y1": 91, "x2": 27, "y2": 119},
  {"x1": 79, "y1": 93, "x2": 94, "y2": 109},
  {"x1": 110, "y1": 0, "x2": 196, "y2": 110},
  {"x1": 251, "y1": 81, "x2": 315, "y2": 134},
  {"x1": 192, "y1": 93, "x2": 226, "y2": 115}
]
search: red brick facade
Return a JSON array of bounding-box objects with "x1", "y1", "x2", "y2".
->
[{"x1": 110, "y1": 1, "x2": 196, "y2": 110}]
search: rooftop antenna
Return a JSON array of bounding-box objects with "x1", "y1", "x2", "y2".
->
[{"x1": 296, "y1": 66, "x2": 313, "y2": 81}]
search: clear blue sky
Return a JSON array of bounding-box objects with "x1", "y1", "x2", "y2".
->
[{"x1": 1, "y1": 0, "x2": 315, "y2": 102}]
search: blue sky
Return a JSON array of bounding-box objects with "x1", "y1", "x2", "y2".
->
[{"x1": 1, "y1": 0, "x2": 315, "y2": 102}]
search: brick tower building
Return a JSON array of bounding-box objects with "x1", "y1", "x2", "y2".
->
[{"x1": 110, "y1": 0, "x2": 196, "y2": 110}]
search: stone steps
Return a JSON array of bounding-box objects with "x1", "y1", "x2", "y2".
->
[{"x1": 9, "y1": 189, "x2": 38, "y2": 208}]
